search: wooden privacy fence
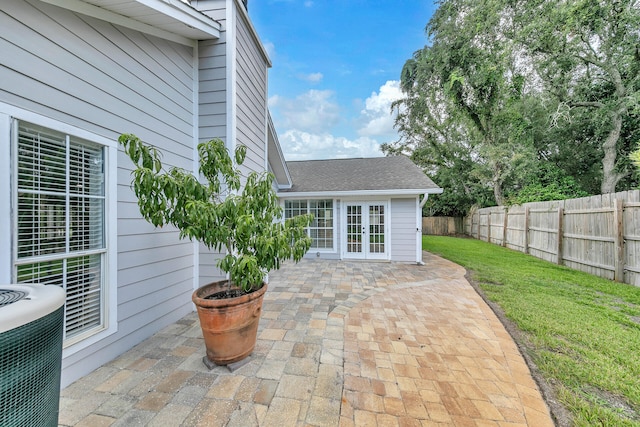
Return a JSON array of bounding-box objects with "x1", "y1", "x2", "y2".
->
[
  {"x1": 463, "y1": 190, "x2": 640, "y2": 287},
  {"x1": 422, "y1": 217, "x2": 464, "y2": 236}
]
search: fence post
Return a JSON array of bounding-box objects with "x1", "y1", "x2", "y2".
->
[
  {"x1": 614, "y1": 198, "x2": 625, "y2": 282},
  {"x1": 475, "y1": 210, "x2": 480, "y2": 239},
  {"x1": 556, "y1": 207, "x2": 564, "y2": 265},
  {"x1": 502, "y1": 207, "x2": 508, "y2": 247},
  {"x1": 487, "y1": 211, "x2": 492, "y2": 243},
  {"x1": 524, "y1": 206, "x2": 530, "y2": 254}
]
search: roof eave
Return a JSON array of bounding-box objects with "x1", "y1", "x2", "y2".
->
[
  {"x1": 267, "y1": 113, "x2": 292, "y2": 188},
  {"x1": 41, "y1": 0, "x2": 221, "y2": 46}
]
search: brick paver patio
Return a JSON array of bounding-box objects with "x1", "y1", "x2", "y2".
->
[{"x1": 59, "y1": 252, "x2": 554, "y2": 426}]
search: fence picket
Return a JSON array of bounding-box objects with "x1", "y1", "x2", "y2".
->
[{"x1": 458, "y1": 190, "x2": 640, "y2": 287}]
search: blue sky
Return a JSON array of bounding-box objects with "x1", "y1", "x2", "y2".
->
[{"x1": 249, "y1": 1, "x2": 437, "y2": 160}]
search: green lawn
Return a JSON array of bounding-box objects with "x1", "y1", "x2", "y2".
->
[{"x1": 423, "y1": 236, "x2": 640, "y2": 427}]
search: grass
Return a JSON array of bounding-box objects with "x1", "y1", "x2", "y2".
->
[{"x1": 423, "y1": 236, "x2": 640, "y2": 427}]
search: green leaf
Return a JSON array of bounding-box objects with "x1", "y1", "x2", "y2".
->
[{"x1": 120, "y1": 134, "x2": 314, "y2": 292}]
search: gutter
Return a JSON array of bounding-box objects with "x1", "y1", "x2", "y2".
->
[{"x1": 277, "y1": 188, "x2": 443, "y2": 199}]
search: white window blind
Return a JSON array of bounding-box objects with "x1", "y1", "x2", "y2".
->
[
  {"x1": 14, "y1": 121, "x2": 106, "y2": 342},
  {"x1": 284, "y1": 199, "x2": 333, "y2": 250}
]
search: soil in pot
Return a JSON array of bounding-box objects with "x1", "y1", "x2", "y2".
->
[{"x1": 205, "y1": 288, "x2": 252, "y2": 300}]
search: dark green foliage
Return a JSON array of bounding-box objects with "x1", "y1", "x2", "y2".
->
[
  {"x1": 392, "y1": 0, "x2": 640, "y2": 215},
  {"x1": 119, "y1": 134, "x2": 313, "y2": 291}
]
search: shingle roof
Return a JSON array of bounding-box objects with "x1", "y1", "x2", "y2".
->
[{"x1": 280, "y1": 156, "x2": 441, "y2": 194}]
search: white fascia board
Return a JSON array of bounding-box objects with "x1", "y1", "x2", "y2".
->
[
  {"x1": 40, "y1": 0, "x2": 220, "y2": 46},
  {"x1": 277, "y1": 188, "x2": 443, "y2": 199},
  {"x1": 235, "y1": 0, "x2": 272, "y2": 67},
  {"x1": 267, "y1": 114, "x2": 292, "y2": 187},
  {"x1": 268, "y1": 164, "x2": 292, "y2": 190}
]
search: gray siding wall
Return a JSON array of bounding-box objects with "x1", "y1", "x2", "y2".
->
[
  {"x1": 390, "y1": 198, "x2": 419, "y2": 262},
  {"x1": 196, "y1": 0, "x2": 270, "y2": 282},
  {"x1": 198, "y1": 39, "x2": 227, "y2": 146},
  {"x1": 1, "y1": 0, "x2": 197, "y2": 386},
  {"x1": 235, "y1": 9, "x2": 268, "y2": 176},
  {"x1": 197, "y1": 3, "x2": 228, "y2": 285},
  {"x1": 198, "y1": 0, "x2": 227, "y2": 146}
]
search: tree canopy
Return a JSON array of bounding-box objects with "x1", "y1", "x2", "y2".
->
[{"x1": 388, "y1": 0, "x2": 640, "y2": 215}]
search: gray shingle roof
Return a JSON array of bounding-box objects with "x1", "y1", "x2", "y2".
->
[{"x1": 280, "y1": 156, "x2": 441, "y2": 193}]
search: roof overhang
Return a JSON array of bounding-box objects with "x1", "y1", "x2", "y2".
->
[
  {"x1": 277, "y1": 188, "x2": 444, "y2": 199},
  {"x1": 40, "y1": 0, "x2": 221, "y2": 46},
  {"x1": 267, "y1": 113, "x2": 292, "y2": 189}
]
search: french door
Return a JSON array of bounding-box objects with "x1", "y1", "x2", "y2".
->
[{"x1": 344, "y1": 202, "x2": 387, "y2": 259}]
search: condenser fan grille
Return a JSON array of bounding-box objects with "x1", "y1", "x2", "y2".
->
[
  {"x1": 0, "y1": 289, "x2": 28, "y2": 307},
  {"x1": 0, "y1": 285, "x2": 65, "y2": 427}
]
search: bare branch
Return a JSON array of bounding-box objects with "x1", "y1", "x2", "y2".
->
[{"x1": 570, "y1": 101, "x2": 606, "y2": 109}]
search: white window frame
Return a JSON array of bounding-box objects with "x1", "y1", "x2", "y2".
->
[
  {"x1": 0, "y1": 105, "x2": 118, "y2": 357},
  {"x1": 284, "y1": 199, "x2": 336, "y2": 253}
]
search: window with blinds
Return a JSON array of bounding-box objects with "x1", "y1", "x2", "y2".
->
[
  {"x1": 14, "y1": 121, "x2": 106, "y2": 343},
  {"x1": 284, "y1": 199, "x2": 334, "y2": 250}
]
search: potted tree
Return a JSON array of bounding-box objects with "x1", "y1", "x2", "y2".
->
[{"x1": 119, "y1": 134, "x2": 312, "y2": 366}]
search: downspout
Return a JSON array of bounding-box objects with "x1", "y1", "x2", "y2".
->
[
  {"x1": 420, "y1": 193, "x2": 429, "y2": 208},
  {"x1": 417, "y1": 195, "x2": 425, "y2": 265},
  {"x1": 226, "y1": 0, "x2": 237, "y2": 154},
  {"x1": 192, "y1": 39, "x2": 200, "y2": 291}
]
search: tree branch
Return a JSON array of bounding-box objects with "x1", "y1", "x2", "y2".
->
[{"x1": 570, "y1": 101, "x2": 605, "y2": 109}]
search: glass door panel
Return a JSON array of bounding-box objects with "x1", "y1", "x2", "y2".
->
[
  {"x1": 346, "y1": 204, "x2": 363, "y2": 256},
  {"x1": 369, "y1": 204, "x2": 385, "y2": 254},
  {"x1": 344, "y1": 202, "x2": 387, "y2": 259}
]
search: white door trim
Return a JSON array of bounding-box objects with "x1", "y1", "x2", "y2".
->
[{"x1": 341, "y1": 200, "x2": 389, "y2": 260}]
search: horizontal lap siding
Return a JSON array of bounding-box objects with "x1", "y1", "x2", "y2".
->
[
  {"x1": 235, "y1": 11, "x2": 267, "y2": 176},
  {"x1": 199, "y1": 38, "x2": 227, "y2": 143},
  {"x1": 197, "y1": 3, "x2": 227, "y2": 285},
  {"x1": 391, "y1": 198, "x2": 418, "y2": 262},
  {"x1": 1, "y1": 0, "x2": 197, "y2": 386}
]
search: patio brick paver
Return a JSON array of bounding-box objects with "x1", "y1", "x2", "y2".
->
[{"x1": 59, "y1": 252, "x2": 554, "y2": 426}]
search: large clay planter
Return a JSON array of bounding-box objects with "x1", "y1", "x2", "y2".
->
[{"x1": 192, "y1": 280, "x2": 267, "y2": 366}]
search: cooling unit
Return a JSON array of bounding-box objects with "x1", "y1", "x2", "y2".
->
[{"x1": 0, "y1": 284, "x2": 65, "y2": 427}]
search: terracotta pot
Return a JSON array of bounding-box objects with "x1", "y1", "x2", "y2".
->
[{"x1": 192, "y1": 280, "x2": 267, "y2": 366}]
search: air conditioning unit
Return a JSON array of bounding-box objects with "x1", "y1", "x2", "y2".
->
[{"x1": 0, "y1": 284, "x2": 65, "y2": 427}]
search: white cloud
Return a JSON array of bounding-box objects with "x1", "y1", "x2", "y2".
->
[
  {"x1": 269, "y1": 90, "x2": 340, "y2": 133},
  {"x1": 299, "y1": 72, "x2": 323, "y2": 83},
  {"x1": 268, "y1": 84, "x2": 404, "y2": 160},
  {"x1": 279, "y1": 129, "x2": 383, "y2": 160},
  {"x1": 357, "y1": 80, "x2": 405, "y2": 138}
]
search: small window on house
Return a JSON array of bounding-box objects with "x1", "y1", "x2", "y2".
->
[
  {"x1": 284, "y1": 199, "x2": 334, "y2": 250},
  {"x1": 14, "y1": 121, "x2": 107, "y2": 344}
]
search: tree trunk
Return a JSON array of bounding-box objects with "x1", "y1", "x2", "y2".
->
[
  {"x1": 600, "y1": 111, "x2": 624, "y2": 194},
  {"x1": 493, "y1": 184, "x2": 505, "y2": 207},
  {"x1": 492, "y1": 161, "x2": 505, "y2": 206}
]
